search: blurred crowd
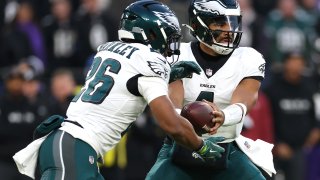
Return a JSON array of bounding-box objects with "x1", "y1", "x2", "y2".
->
[{"x1": 1, "y1": 0, "x2": 320, "y2": 180}]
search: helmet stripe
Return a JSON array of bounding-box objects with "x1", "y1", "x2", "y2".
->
[
  {"x1": 193, "y1": 9, "x2": 208, "y2": 28},
  {"x1": 157, "y1": 20, "x2": 167, "y2": 41}
]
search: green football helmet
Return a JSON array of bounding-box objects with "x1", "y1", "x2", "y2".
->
[
  {"x1": 118, "y1": 0, "x2": 181, "y2": 57},
  {"x1": 187, "y1": 0, "x2": 243, "y2": 55}
]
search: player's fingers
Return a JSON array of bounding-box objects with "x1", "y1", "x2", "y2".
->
[
  {"x1": 208, "y1": 117, "x2": 220, "y2": 132},
  {"x1": 202, "y1": 100, "x2": 221, "y2": 112},
  {"x1": 211, "y1": 114, "x2": 223, "y2": 127},
  {"x1": 182, "y1": 66, "x2": 201, "y2": 75},
  {"x1": 212, "y1": 121, "x2": 220, "y2": 129},
  {"x1": 171, "y1": 68, "x2": 184, "y2": 77},
  {"x1": 185, "y1": 62, "x2": 201, "y2": 74},
  {"x1": 208, "y1": 128, "x2": 218, "y2": 135},
  {"x1": 210, "y1": 142, "x2": 225, "y2": 153},
  {"x1": 179, "y1": 61, "x2": 194, "y2": 67},
  {"x1": 213, "y1": 151, "x2": 223, "y2": 157}
]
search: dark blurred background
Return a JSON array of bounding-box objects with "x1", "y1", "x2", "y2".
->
[{"x1": 1, "y1": 0, "x2": 320, "y2": 180}]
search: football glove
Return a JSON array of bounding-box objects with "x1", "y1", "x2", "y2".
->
[
  {"x1": 192, "y1": 136, "x2": 225, "y2": 162},
  {"x1": 169, "y1": 61, "x2": 201, "y2": 83}
]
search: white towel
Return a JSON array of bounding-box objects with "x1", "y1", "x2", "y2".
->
[
  {"x1": 12, "y1": 135, "x2": 48, "y2": 179},
  {"x1": 235, "y1": 135, "x2": 276, "y2": 177}
]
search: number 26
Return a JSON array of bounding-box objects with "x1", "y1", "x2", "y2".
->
[{"x1": 72, "y1": 57, "x2": 121, "y2": 104}]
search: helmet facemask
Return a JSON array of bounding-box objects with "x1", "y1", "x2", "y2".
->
[
  {"x1": 146, "y1": 21, "x2": 181, "y2": 65},
  {"x1": 149, "y1": 20, "x2": 182, "y2": 57},
  {"x1": 202, "y1": 15, "x2": 242, "y2": 55},
  {"x1": 164, "y1": 33, "x2": 181, "y2": 64}
]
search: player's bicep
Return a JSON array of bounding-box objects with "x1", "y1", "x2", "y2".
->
[{"x1": 231, "y1": 78, "x2": 261, "y2": 113}]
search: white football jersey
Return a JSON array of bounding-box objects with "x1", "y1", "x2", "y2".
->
[
  {"x1": 178, "y1": 42, "x2": 265, "y2": 142},
  {"x1": 60, "y1": 41, "x2": 171, "y2": 157}
]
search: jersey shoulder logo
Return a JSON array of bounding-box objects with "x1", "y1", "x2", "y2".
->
[
  {"x1": 147, "y1": 61, "x2": 169, "y2": 79},
  {"x1": 258, "y1": 63, "x2": 266, "y2": 74},
  {"x1": 156, "y1": 57, "x2": 167, "y2": 64}
]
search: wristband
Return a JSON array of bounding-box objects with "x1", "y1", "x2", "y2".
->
[
  {"x1": 222, "y1": 103, "x2": 247, "y2": 126},
  {"x1": 195, "y1": 140, "x2": 205, "y2": 153}
]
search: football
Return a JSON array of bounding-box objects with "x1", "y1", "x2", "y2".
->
[{"x1": 180, "y1": 101, "x2": 215, "y2": 134}]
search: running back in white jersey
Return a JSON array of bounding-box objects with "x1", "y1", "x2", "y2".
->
[
  {"x1": 178, "y1": 42, "x2": 265, "y2": 141},
  {"x1": 61, "y1": 41, "x2": 171, "y2": 157}
]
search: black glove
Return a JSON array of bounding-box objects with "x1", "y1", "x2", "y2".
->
[
  {"x1": 169, "y1": 61, "x2": 201, "y2": 83},
  {"x1": 192, "y1": 136, "x2": 225, "y2": 162}
]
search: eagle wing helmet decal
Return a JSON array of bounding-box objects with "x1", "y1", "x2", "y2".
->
[{"x1": 153, "y1": 11, "x2": 180, "y2": 31}]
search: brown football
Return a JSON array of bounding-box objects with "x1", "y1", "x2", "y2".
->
[{"x1": 181, "y1": 101, "x2": 216, "y2": 134}]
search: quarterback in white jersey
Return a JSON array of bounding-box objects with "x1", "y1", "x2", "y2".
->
[
  {"x1": 13, "y1": 1, "x2": 227, "y2": 179},
  {"x1": 178, "y1": 42, "x2": 265, "y2": 141},
  {"x1": 147, "y1": 0, "x2": 274, "y2": 180}
]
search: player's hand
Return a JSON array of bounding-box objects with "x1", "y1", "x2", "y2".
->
[
  {"x1": 169, "y1": 61, "x2": 201, "y2": 83},
  {"x1": 202, "y1": 100, "x2": 225, "y2": 135},
  {"x1": 192, "y1": 136, "x2": 225, "y2": 162}
]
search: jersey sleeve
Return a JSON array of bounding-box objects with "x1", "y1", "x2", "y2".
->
[
  {"x1": 133, "y1": 48, "x2": 171, "y2": 83},
  {"x1": 129, "y1": 44, "x2": 171, "y2": 103},
  {"x1": 138, "y1": 76, "x2": 168, "y2": 104},
  {"x1": 242, "y1": 47, "x2": 266, "y2": 79}
]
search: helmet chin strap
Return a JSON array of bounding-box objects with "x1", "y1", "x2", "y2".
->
[
  {"x1": 182, "y1": 24, "x2": 194, "y2": 31},
  {"x1": 210, "y1": 43, "x2": 233, "y2": 55}
]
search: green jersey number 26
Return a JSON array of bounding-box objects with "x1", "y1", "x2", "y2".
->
[{"x1": 72, "y1": 57, "x2": 121, "y2": 104}]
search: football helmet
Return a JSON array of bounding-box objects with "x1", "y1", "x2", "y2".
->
[
  {"x1": 187, "y1": 0, "x2": 243, "y2": 55},
  {"x1": 118, "y1": 0, "x2": 181, "y2": 57}
]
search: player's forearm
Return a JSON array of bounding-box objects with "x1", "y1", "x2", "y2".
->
[
  {"x1": 156, "y1": 110, "x2": 203, "y2": 151},
  {"x1": 231, "y1": 78, "x2": 260, "y2": 113},
  {"x1": 168, "y1": 116, "x2": 203, "y2": 150},
  {"x1": 168, "y1": 80, "x2": 184, "y2": 108},
  {"x1": 149, "y1": 97, "x2": 203, "y2": 151}
]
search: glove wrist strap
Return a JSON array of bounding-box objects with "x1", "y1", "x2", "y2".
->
[{"x1": 196, "y1": 140, "x2": 207, "y2": 155}]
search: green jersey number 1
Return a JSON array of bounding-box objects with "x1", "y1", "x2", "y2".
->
[{"x1": 196, "y1": 91, "x2": 214, "y2": 102}]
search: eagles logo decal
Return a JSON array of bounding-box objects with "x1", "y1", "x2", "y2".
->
[
  {"x1": 193, "y1": 0, "x2": 239, "y2": 15},
  {"x1": 194, "y1": 0, "x2": 220, "y2": 15},
  {"x1": 147, "y1": 61, "x2": 169, "y2": 79},
  {"x1": 153, "y1": 11, "x2": 180, "y2": 31},
  {"x1": 258, "y1": 63, "x2": 266, "y2": 74}
]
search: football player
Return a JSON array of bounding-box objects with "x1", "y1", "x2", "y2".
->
[
  {"x1": 13, "y1": 1, "x2": 225, "y2": 179},
  {"x1": 147, "y1": 0, "x2": 273, "y2": 179}
]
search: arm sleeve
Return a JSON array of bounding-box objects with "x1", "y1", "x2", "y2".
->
[{"x1": 138, "y1": 76, "x2": 168, "y2": 104}]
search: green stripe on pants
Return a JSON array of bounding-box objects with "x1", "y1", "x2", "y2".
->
[{"x1": 38, "y1": 130, "x2": 104, "y2": 180}]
